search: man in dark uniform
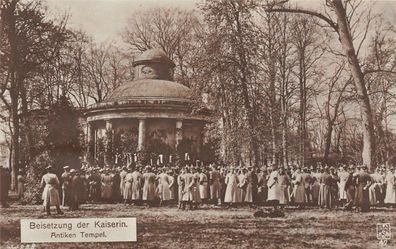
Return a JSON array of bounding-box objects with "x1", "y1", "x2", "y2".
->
[
  {"x1": 61, "y1": 166, "x2": 71, "y2": 207},
  {"x1": 70, "y1": 169, "x2": 84, "y2": 210}
]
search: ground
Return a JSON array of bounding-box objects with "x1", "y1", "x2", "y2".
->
[{"x1": 0, "y1": 202, "x2": 395, "y2": 249}]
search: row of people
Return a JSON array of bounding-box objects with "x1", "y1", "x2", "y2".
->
[{"x1": 41, "y1": 163, "x2": 396, "y2": 214}]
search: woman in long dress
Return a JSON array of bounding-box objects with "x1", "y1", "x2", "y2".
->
[
  {"x1": 384, "y1": 167, "x2": 396, "y2": 206},
  {"x1": 244, "y1": 168, "x2": 254, "y2": 204},
  {"x1": 224, "y1": 167, "x2": 239, "y2": 205},
  {"x1": 41, "y1": 166, "x2": 63, "y2": 215},
  {"x1": 168, "y1": 170, "x2": 176, "y2": 201}
]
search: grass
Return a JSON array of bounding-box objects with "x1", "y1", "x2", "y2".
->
[{"x1": 0, "y1": 203, "x2": 395, "y2": 249}]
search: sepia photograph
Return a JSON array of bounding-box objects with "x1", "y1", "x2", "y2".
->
[{"x1": 0, "y1": 0, "x2": 396, "y2": 248}]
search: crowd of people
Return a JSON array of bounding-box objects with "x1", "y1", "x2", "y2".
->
[{"x1": 35, "y1": 162, "x2": 396, "y2": 215}]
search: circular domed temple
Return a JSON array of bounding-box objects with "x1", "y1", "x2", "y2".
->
[{"x1": 85, "y1": 49, "x2": 210, "y2": 165}]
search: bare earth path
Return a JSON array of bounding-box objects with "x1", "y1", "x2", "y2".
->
[{"x1": 0, "y1": 204, "x2": 395, "y2": 249}]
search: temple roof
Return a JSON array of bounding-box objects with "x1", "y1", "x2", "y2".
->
[
  {"x1": 132, "y1": 48, "x2": 175, "y2": 67},
  {"x1": 105, "y1": 79, "x2": 192, "y2": 102}
]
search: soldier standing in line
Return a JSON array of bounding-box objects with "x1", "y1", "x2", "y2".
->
[
  {"x1": 61, "y1": 166, "x2": 71, "y2": 207},
  {"x1": 142, "y1": 166, "x2": 156, "y2": 207},
  {"x1": 209, "y1": 165, "x2": 222, "y2": 205},
  {"x1": 181, "y1": 167, "x2": 194, "y2": 210},
  {"x1": 177, "y1": 167, "x2": 186, "y2": 209},
  {"x1": 41, "y1": 166, "x2": 63, "y2": 215},
  {"x1": 70, "y1": 169, "x2": 84, "y2": 210}
]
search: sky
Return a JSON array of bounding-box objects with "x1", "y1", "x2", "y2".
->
[{"x1": 44, "y1": 0, "x2": 396, "y2": 43}]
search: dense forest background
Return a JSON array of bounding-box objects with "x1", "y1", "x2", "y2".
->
[{"x1": 1, "y1": 0, "x2": 396, "y2": 190}]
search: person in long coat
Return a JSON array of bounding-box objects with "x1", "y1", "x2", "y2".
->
[
  {"x1": 302, "y1": 167, "x2": 311, "y2": 204},
  {"x1": 168, "y1": 170, "x2": 176, "y2": 201},
  {"x1": 244, "y1": 168, "x2": 254, "y2": 204},
  {"x1": 119, "y1": 167, "x2": 128, "y2": 199},
  {"x1": 142, "y1": 166, "x2": 156, "y2": 206},
  {"x1": 293, "y1": 168, "x2": 306, "y2": 208},
  {"x1": 70, "y1": 169, "x2": 84, "y2": 210},
  {"x1": 157, "y1": 168, "x2": 171, "y2": 206},
  {"x1": 123, "y1": 168, "x2": 133, "y2": 204},
  {"x1": 310, "y1": 167, "x2": 321, "y2": 206},
  {"x1": 256, "y1": 168, "x2": 266, "y2": 205},
  {"x1": 209, "y1": 165, "x2": 222, "y2": 205},
  {"x1": 178, "y1": 168, "x2": 186, "y2": 209},
  {"x1": 181, "y1": 167, "x2": 195, "y2": 210},
  {"x1": 343, "y1": 166, "x2": 356, "y2": 209},
  {"x1": 338, "y1": 165, "x2": 350, "y2": 206},
  {"x1": 236, "y1": 169, "x2": 246, "y2": 204},
  {"x1": 384, "y1": 167, "x2": 396, "y2": 206},
  {"x1": 61, "y1": 166, "x2": 71, "y2": 207},
  {"x1": 41, "y1": 166, "x2": 63, "y2": 215},
  {"x1": 131, "y1": 167, "x2": 143, "y2": 204},
  {"x1": 267, "y1": 165, "x2": 280, "y2": 209},
  {"x1": 191, "y1": 167, "x2": 202, "y2": 208},
  {"x1": 354, "y1": 166, "x2": 372, "y2": 212},
  {"x1": 17, "y1": 169, "x2": 25, "y2": 200},
  {"x1": 318, "y1": 167, "x2": 333, "y2": 209},
  {"x1": 101, "y1": 169, "x2": 113, "y2": 203},
  {"x1": 224, "y1": 167, "x2": 239, "y2": 205},
  {"x1": 199, "y1": 168, "x2": 209, "y2": 201},
  {"x1": 277, "y1": 167, "x2": 290, "y2": 207}
]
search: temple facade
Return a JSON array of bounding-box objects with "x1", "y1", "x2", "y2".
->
[{"x1": 85, "y1": 49, "x2": 210, "y2": 166}]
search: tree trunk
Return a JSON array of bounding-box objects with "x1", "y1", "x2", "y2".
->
[{"x1": 332, "y1": 0, "x2": 376, "y2": 170}]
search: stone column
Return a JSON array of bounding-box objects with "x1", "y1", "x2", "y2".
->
[
  {"x1": 104, "y1": 120, "x2": 113, "y2": 166},
  {"x1": 86, "y1": 122, "x2": 95, "y2": 163},
  {"x1": 138, "y1": 118, "x2": 146, "y2": 151},
  {"x1": 175, "y1": 120, "x2": 183, "y2": 151}
]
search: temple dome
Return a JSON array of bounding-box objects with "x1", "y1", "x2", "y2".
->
[
  {"x1": 132, "y1": 48, "x2": 175, "y2": 67},
  {"x1": 105, "y1": 79, "x2": 192, "y2": 102}
]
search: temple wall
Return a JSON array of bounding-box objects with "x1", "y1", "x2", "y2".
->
[{"x1": 146, "y1": 119, "x2": 176, "y2": 150}]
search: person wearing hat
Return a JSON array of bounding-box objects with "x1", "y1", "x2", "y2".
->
[
  {"x1": 354, "y1": 165, "x2": 372, "y2": 212},
  {"x1": 177, "y1": 167, "x2": 186, "y2": 209},
  {"x1": 293, "y1": 167, "x2": 306, "y2": 208},
  {"x1": 180, "y1": 166, "x2": 195, "y2": 210},
  {"x1": 157, "y1": 168, "x2": 172, "y2": 207},
  {"x1": 338, "y1": 165, "x2": 350, "y2": 207},
  {"x1": 101, "y1": 168, "x2": 113, "y2": 203},
  {"x1": 61, "y1": 166, "x2": 71, "y2": 207},
  {"x1": 384, "y1": 167, "x2": 396, "y2": 207},
  {"x1": 119, "y1": 166, "x2": 128, "y2": 201},
  {"x1": 17, "y1": 169, "x2": 25, "y2": 200},
  {"x1": 198, "y1": 167, "x2": 209, "y2": 202},
  {"x1": 131, "y1": 165, "x2": 143, "y2": 205},
  {"x1": 224, "y1": 167, "x2": 239, "y2": 206},
  {"x1": 123, "y1": 167, "x2": 133, "y2": 205},
  {"x1": 70, "y1": 169, "x2": 84, "y2": 211},
  {"x1": 267, "y1": 164, "x2": 280, "y2": 209},
  {"x1": 209, "y1": 165, "x2": 222, "y2": 205},
  {"x1": 41, "y1": 166, "x2": 63, "y2": 215},
  {"x1": 142, "y1": 166, "x2": 156, "y2": 207},
  {"x1": 318, "y1": 166, "x2": 333, "y2": 209}
]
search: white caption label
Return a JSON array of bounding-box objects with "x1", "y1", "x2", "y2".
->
[{"x1": 21, "y1": 218, "x2": 137, "y2": 243}]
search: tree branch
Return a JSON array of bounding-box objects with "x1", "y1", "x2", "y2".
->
[{"x1": 266, "y1": 8, "x2": 338, "y2": 32}]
